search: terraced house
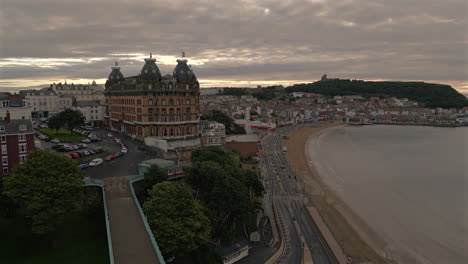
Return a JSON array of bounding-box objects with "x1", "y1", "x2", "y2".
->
[{"x1": 0, "y1": 112, "x2": 35, "y2": 175}]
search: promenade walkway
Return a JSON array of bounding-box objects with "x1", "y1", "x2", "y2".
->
[{"x1": 104, "y1": 176, "x2": 159, "y2": 264}]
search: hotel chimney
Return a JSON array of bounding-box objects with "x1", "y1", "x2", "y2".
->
[{"x1": 5, "y1": 110, "x2": 11, "y2": 123}]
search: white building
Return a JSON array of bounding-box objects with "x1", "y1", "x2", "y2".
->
[
  {"x1": 72, "y1": 100, "x2": 104, "y2": 122},
  {"x1": 51, "y1": 81, "x2": 105, "y2": 103},
  {"x1": 21, "y1": 89, "x2": 73, "y2": 114}
]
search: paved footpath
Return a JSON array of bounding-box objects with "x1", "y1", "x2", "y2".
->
[{"x1": 104, "y1": 176, "x2": 159, "y2": 264}]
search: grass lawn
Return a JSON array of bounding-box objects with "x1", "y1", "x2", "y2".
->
[
  {"x1": 39, "y1": 128, "x2": 85, "y2": 141},
  {"x1": 0, "y1": 210, "x2": 109, "y2": 264}
]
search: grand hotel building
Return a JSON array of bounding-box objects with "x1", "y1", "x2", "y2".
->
[{"x1": 104, "y1": 54, "x2": 200, "y2": 141}]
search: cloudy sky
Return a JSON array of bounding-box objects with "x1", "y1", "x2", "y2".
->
[{"x1": 0, "y1": 0, "x2": 467, "y2": 94}]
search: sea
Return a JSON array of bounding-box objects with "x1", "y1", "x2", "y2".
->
[{"x1": 308, "y1": 125, "x2": 468, "y2": 264}]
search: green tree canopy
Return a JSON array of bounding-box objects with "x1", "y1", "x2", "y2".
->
[
  {"x1": 143, "y1": 164, "x2": 167, "y2": 191},
  {"x1": 60, "y1": 109, "x2": 85, "y2": 132},
  {"x1": 143, "y1": 182, "x2": 210, "y2": 259},
  {"x1": 47, "y1": 114, "x2": 64, "y2": 132},
  {"x1": 2, "y1": 150, "x2": 84, "y2": 235},
  {"x1": 286, "y1": 79, "x2": 468, "y2": 108},
  {"x1": 187, "y1": 147, "x2": 264, "y2": 240}
]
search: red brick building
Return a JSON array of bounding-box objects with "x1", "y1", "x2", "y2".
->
[{"x1": 0, "y1": 113, "x2": 35, "y2": 175}]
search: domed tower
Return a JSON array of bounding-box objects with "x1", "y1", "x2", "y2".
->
[
  {"x1": 140, "y1": 53, "x2": 161, "y2": 81},
  {"x1": 105, "y1": 62, "x2": 124, "y2": 88}
]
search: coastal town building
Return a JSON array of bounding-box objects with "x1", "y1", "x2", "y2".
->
[
  {"x1": 20, "y1": 88, "x2": 73, "y2": 117},
  {"x1": 225, "y1": 134, "x2": 259, "y2": 157},
  {"x1": 198, "y1": 120, "x2": 226, "y2": 147},
  {"x1": 51, "y1": 81, "x2": 105, "y2": 103},
  {"x1": 104, "y1": 53, "x2": 202, "y2": 160},
  {"x1": 72, "y1": 100, "x2": 104, "y2": 124},
  {"x1": 0, "y1": 113, "x2": 35, "y2": 175},
  {"x1": 104, "y1": 54, "x2": 200, "y2": 139}
]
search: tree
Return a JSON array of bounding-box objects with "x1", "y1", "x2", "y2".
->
[
  {"x1": 2, "y1": 150, "x2": 84, "y2": 235},
  {"x1": 60, "y1": 109, "x2": 85, "y2": 132},
  {"x1": 143, "y1": 182, "x2": 210, "y2": 259},
  {"x1": 47, "y1": 114, "x2": 64, "y2": 133},
  {"x1": 143, "y1": 164, "x2": 167, "y2": 192}
]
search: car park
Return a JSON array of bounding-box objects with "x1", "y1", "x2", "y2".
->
[
  {"x1": 79, "y1": 164, "x2": 89, "y2": 170},
  {"x1": 81, "y1": 139, "x2": 91, "y2": 143},
  {"x1": 105, "y1": 154, "x2": 116, "y2": 161},
  {"x1": 89, "y1": 158, "x2": 103, "y2": 167}
]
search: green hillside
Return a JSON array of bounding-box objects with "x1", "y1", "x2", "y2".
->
[{"x1": 286, "y1": 79, "x2": 468, "y2": 108}]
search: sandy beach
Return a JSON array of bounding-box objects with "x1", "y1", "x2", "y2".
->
[{"x1": 284, "y1": 122, "x2": 391, "y2": 264}]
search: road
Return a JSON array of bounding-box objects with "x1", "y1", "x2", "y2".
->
[
  {"x1": 83, "y1": 128, "x2": 146, "y2": 179},
  {"x1": 260, "y1": 124, "x2": 333, "y2": 264}
]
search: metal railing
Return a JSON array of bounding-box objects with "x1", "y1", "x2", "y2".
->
[
  {"x1": 83, "y1": 178, "x2": 115, "y2": 264},
  {"x1": 129, "y1": 176, "x2": 166, "y2": 264}
]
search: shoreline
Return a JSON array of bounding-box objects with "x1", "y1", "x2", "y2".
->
[{"x1": 284, "y1": 122, "x2": 392, "y2": 264}]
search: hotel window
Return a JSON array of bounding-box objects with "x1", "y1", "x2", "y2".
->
[
  {"x1": 186, "y1": 84, "x2": 189, "y2": 90},
  {"x1": 177, "y1": 128, "x2": 181, "y2": 136},
  {"x1": 19, "y1": 134, "x2": 26, "y2": 142},
  {"x1": 19, "y1": 143, "x2": 27, "y2": 153},
  {"x1": 170, "y1": 128, "x2": 174, "y2": 137},
  {"x1": 162, "y1": 99, "x2": 166, "y2": 106},
  {"x1": 186, "y1": 127, "x2": 191, "y2": 135},
  {"x1": 1, "y1": 135, "x2": 6, "y2": 143},
  {"x1": 19, "y1": 125, "x2": 26, "y2": 131},
  {"x1": 162, "y1": 128, "x2": 167, "y2": 137},
  {"x1": 186, "y1": 99, "x2": 190, "y2": 105},
  {"x1": 19, "y1": 154, "x2": 26, "y2": 162},
  {"x1": 3, "y1": 167, "x2": 8, "y2": 174},
  {"x1": 148, "y1": 99, "x2": 153, "y2": 105},
  {"x1": 1, "y1": 145, "x2": 6, "y2": 154},
  {"x1": 2, "y1": 156, "x2": 8, "y2": 165},
  {"x1": 0, "y1": 126, "x2": 4, "y2": 132}
]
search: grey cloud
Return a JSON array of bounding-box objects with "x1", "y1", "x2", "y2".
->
[{"x1": 0, "y1": 0, "x2": 466, "y2": 91}]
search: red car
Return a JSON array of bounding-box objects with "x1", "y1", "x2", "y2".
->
[
  {"x1": 63, "y1": 153, "x2": 72, "y2": 158},
  {"x1": 70, "y1": 153, "x2": 80, "y2": 159},
  {"x1": 105, "y1": 154, "x2": 116, "y2": 161}
]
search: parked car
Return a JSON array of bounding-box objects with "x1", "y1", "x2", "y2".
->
[
  {"x1": 95, "y1": 147, "x2": 104, "y2": 153},
  {"x1": 50, "y1": 138, "x2": 60, "y2": 143},
  {"x1": 107, "y1": 133, "x2": 113, "y2": 137},
  {"x1": 88, "y1": 149, "x2": 96, "y2": 155},
  {"x1": 113, "y1": 137, "x2": 121, "y2": 143},
  {"x1": 114, "y1": 152, "x2": 122, "y2": 157},
  {"x1": 82, "y1": 131, "x2": 90, "y2": 136},
  {"x1": 90, "y1": 137, "x2": 102, "y2": 142},
  {"x1": 83, "y1": 150, "x2": 91, "y2": 156},
  {"x1": 121, "y1": 148, "x2": 128, "y2": 154},
  {"x1": 63, "y1": 153, "x2": 72, "y2": 158},
  {"x1": 81, "y1": 139, "x2": 91, "y2": 143},
  {"x1": 89, "y1": 158, "x2": 103, "y2": 167},
  {"x1": 70, "y1": 153, "x2": 80, "y2": 159},
  {"x1": 105, "y1": 154, "x2": 116, "y2": 161},
  {"x1": 79, "y1": 163, "x2": 89, "y2": 170},
  {"x1": 43, "y1": 137, "x2": 51, "y2": 142}
]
